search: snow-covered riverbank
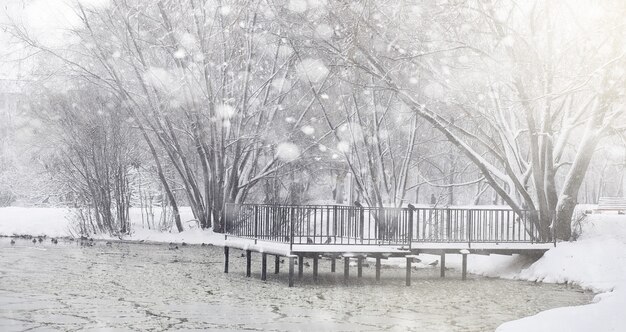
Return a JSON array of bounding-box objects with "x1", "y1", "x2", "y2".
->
[
  {"x1": 0, "y1": 207, "x2": 624, "y2": 331},
  {"x1": 493, "y1": 214, "x2": 626, "y2": 332}
]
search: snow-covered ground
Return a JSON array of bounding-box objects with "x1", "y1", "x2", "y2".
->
[
  {"x1": 493, "y1": 214, "x2": 626, "y2": 332},
  {"x1": 0, "y1": 206, "x2": 624, "y2": 331}
]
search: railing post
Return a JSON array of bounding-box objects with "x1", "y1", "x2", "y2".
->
[
  {"x1": 530, "y1": 210, "x2": 534, "y2": 244},
  {"x1": 446, "y1": 207, "x2": 451, "y2": 240},
  {"x1": 355, "y1": 201, "x2": 364, "y2": 244},
  {"x1": 359, "y1": 205, "x2": 364, "y2": 243},
  {"x1": 553, "y1": 210, "x2": 557, "y2": 247},
  {"x1": 290, "y1": 207, "x2": 295, "y2": 252},
  {"x1": 467, "y1": 209, "x2": 472, "y2": 248},
  {"x1": 333, "y1": 205, "x2": 338, "y2": 243},
  {"x1": 254, "y1": 205, "x2": 259, "y2": 241},
  {"x1": 224, "y1": 204, "x2": 229, "y2": 235},
  {"x1": 407, "y1": 204, "x2": 415, "y2": 250}
]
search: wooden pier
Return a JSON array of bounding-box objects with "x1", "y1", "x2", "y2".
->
[{"x1": 222, "y1": 204, "x2": 556, "y2": 287}]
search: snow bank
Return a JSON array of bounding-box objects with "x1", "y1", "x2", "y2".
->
[
  {"x1": 0, "y1": 207, "x2": 71, "y2": 237},
  {"x1": 494, "y1": 214, "x2": 626, "y2": 332},
  {"x1": 0, "y1": 206, "x2": 197, "y2": 240}
]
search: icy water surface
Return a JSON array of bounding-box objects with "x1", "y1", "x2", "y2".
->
[{"x1": 0, "y1": 238, "x2": 591, "y2": 331}]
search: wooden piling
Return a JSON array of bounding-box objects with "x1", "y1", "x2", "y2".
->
[
  {"x1": 357, "y1": 256, "x2": 363, "y2": 278},
  {"x1": 246, "y1": 250, "x2": 252, "y2": 277},
  {"x1": 406, "y1": 256, "x2": 412, "y2": 286},
  {"x1": 274, "y1": 255, "x2": 280, "y2": 274},
  {"x1": 344, "y1": 257, "x2": 350, "y2": 280},
  {"x1": 224, "y1": 246, "x2": 229, "y2": 274},
  {"x1": 462, "y1": 253, "x2": 468, "y2": 280},
  {"x1": 288, "y1": 255, "x2": 295, "y2": 287},
  {"x1": 375, "y1": 257, "x2": 381, "y2": 281},
  {"x1": 298, "y1": 255, "x2": 304, "y2": 279},
  {"x1": 313, "y1": 255, "x2": 319, "y2": 281},
  {"x1": 261, "y1": 253, "x2": 267, "y2": 281},
  {"x1": 406, "y1": 255, "x2": 419, "y2": 286},
  {"x1": 460, "y1": 249, "x2": 469, "y2": 280},
  {"x1": 440, "y1": 253, "x2": 446, "y2": 278},
  {"x1": 331, "y1": 257, "x2": 336, "y2": 272}
]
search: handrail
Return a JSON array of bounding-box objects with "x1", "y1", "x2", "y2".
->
[{"x1": 224, "y1": 203, "x2": 550, "y2": 246}]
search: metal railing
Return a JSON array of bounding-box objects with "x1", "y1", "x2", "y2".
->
[
  {"x1": 224, "y1": 203, "x2": 552, "y2": 248},
  {"x1": 410, "y1": 207, "x2": 545, "y2": 244}
]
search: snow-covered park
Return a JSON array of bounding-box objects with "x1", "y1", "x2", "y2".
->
[{"x1": 1, "y1": 0, "x2": 626, "y2": 331}]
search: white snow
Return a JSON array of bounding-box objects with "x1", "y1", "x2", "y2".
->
[
  {"x1": 143, "y1": 67, "x2": 179, "y2": 94},
  {"x1": 314, "y1": 24, "x2": 333, "y2": 40},
  {"x1": 0, "y1": 207, "x2": 71, "y2": 238},
  {"x1": 288, "y1": 0, "x2": 308, "y2": 13},
  {"x1": 276, "y1": 142, "x2": 301, "y2": 161},
  {"x1": 300, "y1": 125, "x2": 315, "y2": 135},
  {"x1": 215, "y1": 104, "x2": 236, "y2": 119},
  {"x1": 296, "y1": 58, "x2": 329, "y2": 83},
  {"x1": 494, "y1": 214, "x2": 626, "y2": 332}
]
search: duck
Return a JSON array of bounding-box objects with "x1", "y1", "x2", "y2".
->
[
  {"x1": 169, "y1": 245, "x2": 179, "y2": 250},
  {"x1": 10, "y1": 239, "x2": 15, "y2": 245},
  {"x1": 428, "y1": 260, "x2": 439, "y2": 267},
  {"x1": 306, "y1": 237, "x2": 314, "y2": 244},
  {"x1": 201, "y1": 243, "x2": 207, "y2": 247},
  {"x1": 38, "y1": 237, "x2": 43, "y2": 243},
  {"x1": 181, "y1": 242, "x2": 188, "y2": 246},
  {"x1": 105, "y1": 241, "x2": 112, "y2": 246},
  {"x1": 323, "y1": 237, "x2": 332, "y2": 245},
  {"x1": 51, "y1": 238, "x2": 58, "y2": 244},
  {"x1": 32, "y1": 238, "x2": 37, "y2": 244}
]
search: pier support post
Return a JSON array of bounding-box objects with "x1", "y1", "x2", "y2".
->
[
  {"x1": 313, "y1": 255, "x2": 319, "y2": 281},
  {"x1": 440, "y1": 253, "x2": 446, "y2": 278},
  {"x1": 275, "y1": 255, "x2": 280, "y2": 274},
  {"x1": 298, "y1": 255, "x2": 304, "y2": 279},
  {"x1": 246, "y1": 250, "x2": 252, "y2": 277},
  {"x1": 375, "y1": 257, "x2": 381, "y2": 281},
  {"x1": 460, "y1": 249, "x2": 469, "y2": 280},
  {"x1": 344, "y1": 257, "x2": 350, "y2": 280},
  {"x1": 406, "y1": 256, "x2": 412, "y2": 286},
  {"x1": 288, "y1": 255, "x2": 296, "y2": 287},
  {"x1": 224, "y1": 247, "x2": 229, "y2": 273},
  {"x1": 406, "y1": 255, "x2": 419, "y2": 286},
  {"x1": 331, "y1": 257, "x2": 336, "y2": 272},
  {"x1": 261, "y1": 253, "x2": 267, "y2": 281},
  {"x1": 357, "y1": 256, "x2": 363, "y2": 278}
]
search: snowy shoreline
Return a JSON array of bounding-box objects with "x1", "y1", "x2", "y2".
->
[{"x1": 1, "y1": 207, "x2": 624, "y2": 331}]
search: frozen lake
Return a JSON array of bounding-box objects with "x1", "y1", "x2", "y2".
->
[{"x1": 0, "y1": 238, "x2": 592, "y2": 331}]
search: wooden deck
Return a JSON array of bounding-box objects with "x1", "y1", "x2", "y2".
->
[{"x1": 222, "y1": 204, "x2": 556, "y2": 286}]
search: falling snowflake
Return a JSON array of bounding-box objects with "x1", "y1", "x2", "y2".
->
[
  {"x1": 276, "y1": 142, "x2": 301, "y2": 161},
  {"x1": 315, "y1": 24, "x2": 333, "y2": 40},
  {"x1": 301, "y1": 125, "x2": 315, "y2": 135},
  {"x1": 337, "y1": 141, "x2": 350, "y2": 152},
  {"x1": 216, "y1": 104, "x2": 236, "y2": 119},
  {"x1": 296, "y1": 58, "x2": 329, "y2": 83},
  {"x1": 288, "y1": 0, "x2": 307, "y2": 13}
]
